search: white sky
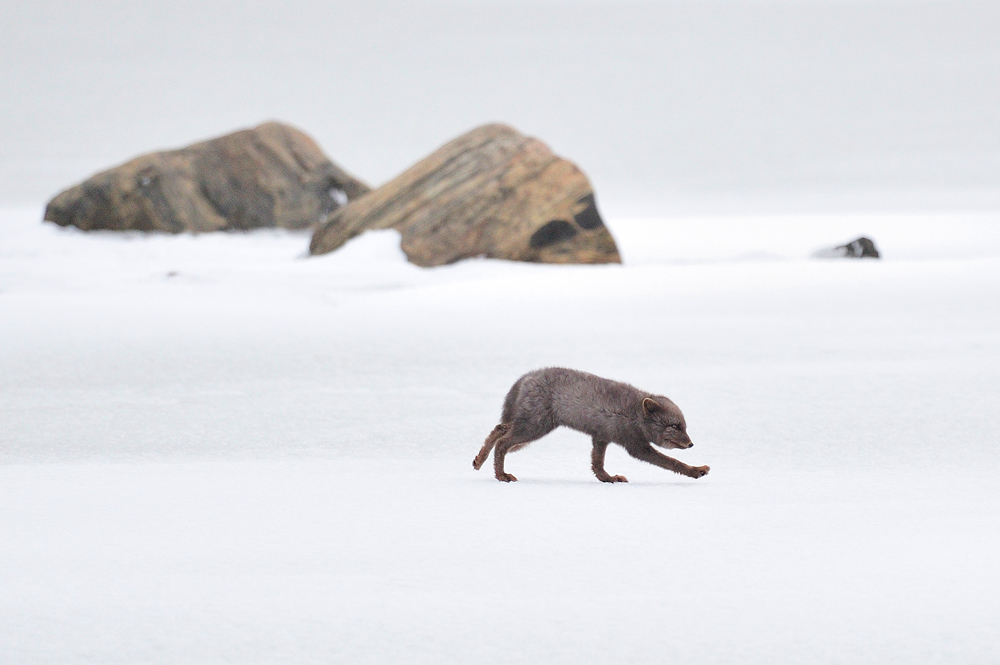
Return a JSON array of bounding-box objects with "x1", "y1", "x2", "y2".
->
[{"x1": 2, "y1": 0, "x2": 999, "y2": 213}]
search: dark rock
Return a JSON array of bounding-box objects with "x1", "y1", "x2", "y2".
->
[
  {"x1": 44, "y1": 122, "x2": 370, "y2": 233},
  {"x1": 814, "y1": 236, "x2": 881, "y2": 259},
  {"x1": 308, "y1": 123, "x2": 621, "y2": 266}
]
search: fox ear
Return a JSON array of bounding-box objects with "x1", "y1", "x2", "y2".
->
[{"x1": 642, "y1": 398, "x2": 662, "y2": 417}]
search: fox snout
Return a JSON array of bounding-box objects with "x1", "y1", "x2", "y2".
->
[{"x1": 659, "y1": 434, "x2": 693, "y2": 450}]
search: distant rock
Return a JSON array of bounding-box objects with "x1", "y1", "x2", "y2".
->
[
  {"x1": 813, "y1": 236, "x2": 881, "y2": 259},
  {"x1": 44, "y1": 122, "x2": 370, "y2": 233},
  {"x1": 308, "y1": 124, "x2": 621, "y2": 266}
]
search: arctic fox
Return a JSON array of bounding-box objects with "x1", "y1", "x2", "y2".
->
[{"x1": 473, "y1": 367, "x2": 710, "y2": 483}]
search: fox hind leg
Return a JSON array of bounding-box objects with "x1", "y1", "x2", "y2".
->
[
  {"x1": 473, "y1": 423, "x2": 509, "y2": 470},
  {"x1": 492, "y1": 424, "x2": 552, "y2": 482},
  {"x1": 493, "y1": 434, "x2": 525, "y2": 482}
]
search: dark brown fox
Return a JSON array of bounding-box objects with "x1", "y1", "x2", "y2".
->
[{"x1": 474, "y1": 367, "x2": 710, "y2": 483}]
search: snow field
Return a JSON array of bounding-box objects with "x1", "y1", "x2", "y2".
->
[{"x1": 1, "y1": 208, "x2": 999, "y2": 663}]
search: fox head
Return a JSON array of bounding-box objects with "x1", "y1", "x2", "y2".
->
[{"x1": 641, "y1": 397, "x2": 693, "y2": 449}]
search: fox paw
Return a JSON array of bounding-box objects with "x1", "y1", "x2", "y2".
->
[
  {"x1": 496, "y1": 473, "x2": 518, "y2": 483},
  {"x1": 599, "y1": 475, "x2": 628, "y2": 483},
  {"x1": 691, "y1": 465, "x2": 710, "y2": 478}
]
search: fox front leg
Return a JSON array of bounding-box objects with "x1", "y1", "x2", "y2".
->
[
  {"x1": 630, "y1": 443, "x2": 710, "y2": 479},
  {"x1": 591, "y1": 438, "x2": 628, "y2": 483}
]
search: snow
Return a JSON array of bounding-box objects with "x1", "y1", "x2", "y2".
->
[{"x1": 2, "y1": 208, "x2": 1000, "y2": 663}]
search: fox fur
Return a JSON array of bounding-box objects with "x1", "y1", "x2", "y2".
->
[{"x1": 473, "y1": 367, "x2": 710, "y2": 483}]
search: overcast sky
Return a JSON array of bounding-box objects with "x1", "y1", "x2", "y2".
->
[{"x1": 2, "y1": 0, "x2": 998, "y2": 214}]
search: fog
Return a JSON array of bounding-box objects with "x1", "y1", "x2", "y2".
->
[{"x1": 3, "y1": 0, "x2": 999, "y2": 214}]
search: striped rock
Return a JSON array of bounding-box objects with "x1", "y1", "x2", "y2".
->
[
  {"x1": 309, "y1": 124, "x2": 620, "y2": 266},
  {"x1": 44, "y1": 122, "x2": 369, "y2": 233}
]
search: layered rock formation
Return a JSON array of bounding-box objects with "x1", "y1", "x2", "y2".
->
[
  {"x1": 814, "y1": 237, "x2": 881, "y2": 259},
  {"x1": 309, "y1": 124, "x2": 620, "y2": 266},
  {"x1": 45, "y1": 122, "x2": 369, "y2": 233}
]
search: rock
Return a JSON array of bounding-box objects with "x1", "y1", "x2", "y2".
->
[
  {"x1": 813, "y1": 236, "x2": 881, "y2": 259},
  {"x1": 44, "y1": 122, "x2": 370, "y2": 233},
  {"x1": 308, "y1": 123, "x2": 621, "y2": 266}
]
